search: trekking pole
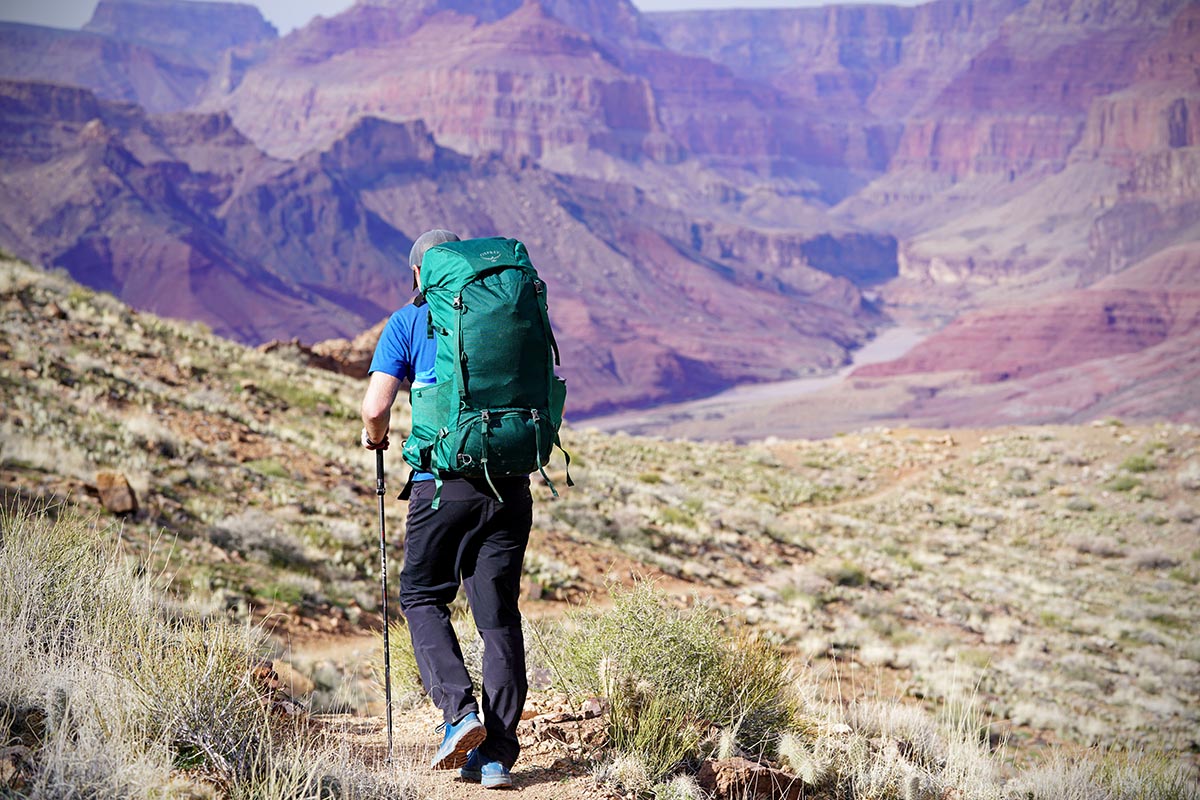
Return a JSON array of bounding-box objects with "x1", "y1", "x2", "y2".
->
[{"x1": 376, "y1": 448, "x2": 394, "y2": 762}]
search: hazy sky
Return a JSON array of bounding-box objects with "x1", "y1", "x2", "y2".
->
[{"x1": 0, "y1": 0, "x2": 920, "y2": 34}]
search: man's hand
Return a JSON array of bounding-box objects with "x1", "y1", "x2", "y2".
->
[{"x1": 362, "y1": 427, "x2": 390, "y2": 450}]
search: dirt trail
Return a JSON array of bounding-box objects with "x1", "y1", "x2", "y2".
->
[{"x1": 316, "y1": 704, "x2": 607, "y2": 799}]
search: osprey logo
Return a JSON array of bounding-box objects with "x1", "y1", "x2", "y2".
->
[{"x1": 480, "y1": 250, "x2": 503, "y2": 263}]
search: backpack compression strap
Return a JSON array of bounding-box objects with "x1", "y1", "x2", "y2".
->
[
  {"x1": 452, "y1": 294, "x2": 468, "y2": 402},
  {"x1": 555, "y1": 431, "x2": 574, "y2": 488},
  {"x1": 532, "y1": 409, "x2": 556, "y2": 499},
  {"x1": 429, "y1": 464, "x2": 444, "y2": 511},
  {"x1": 533, "y1": 279, "x2": 560, "y2": 367},
  {"x1": 479, "y1": 411, "x2": 502, "y2": 502}
]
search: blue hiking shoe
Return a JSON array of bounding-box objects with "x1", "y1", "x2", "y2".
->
[
  {"x1": 430, "y1": 712, "x2": 486, "y2": 770},
  {"x1": 459, "y1": 749, "x2": 482, "y2": 782},
  {"x1": 480, "y1": 760, "x2": 513, "y2": 789},
  {"x1": 459, "y1": 751, "x2": 513, "y2": 789}
]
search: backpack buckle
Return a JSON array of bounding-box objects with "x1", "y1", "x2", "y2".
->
[{"x1": 480, "y1": 411, "x2": 491, "y2": 423}]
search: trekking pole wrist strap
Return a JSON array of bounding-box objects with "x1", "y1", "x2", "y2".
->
[{"x1": 363, "y1": 427, "x2": 389, "y2": 448}]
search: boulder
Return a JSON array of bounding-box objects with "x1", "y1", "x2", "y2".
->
[
  {"x1": 94, "y1": 471, "x2": 137, "y2": 514},
  {"x1": 697, "y1": 757, "x2": 804, "y2": 800}
]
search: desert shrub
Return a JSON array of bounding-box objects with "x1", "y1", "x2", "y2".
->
[
  {"x1": 212, "y1": 509, "x2": 310, "y2": 569},
  {"x1": 247, "y1": 458, "x2": 291, "y2": 480},
  {"x1": 0, "y1": 502, "x2": 395, "y2": 798},
  {"x1": 1105, "y1": 475, "x2": 1140, "y2": 493},
  {"x1": 1067, "y1": 534, "x2": 1125, "y2": 558},
  {"x1": 830, "y1": 562, "x2": 869, "y2": 587},
  {"x1": 122, "y1": 412, "x2": 181, "y2": 458},
  {"x1": 523, "y1": 552, "x2": 582, "y2": 598},
  {"x1": 1065, "y1": 497, "x2": 1096, "y2": 512},
  {"x1": 594, "y1": 753, "x2": 653, "y2": 796},
  {"x1": 1119, "y1": 455, "x2": 1156, "y2": 474},
  {"x1": 535, "y1": 581, "x2": 795, "y2": 781},
  {"x1": 650, "y1": 774, "x2": 706, "y2": 799},
  {"x1": 1129, "y1": 547, "x2": 1180, "y2": 570}
]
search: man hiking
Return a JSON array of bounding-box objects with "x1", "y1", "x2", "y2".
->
[{"x1": 360, "y1": 228, "x2": 533, "y2": 789}]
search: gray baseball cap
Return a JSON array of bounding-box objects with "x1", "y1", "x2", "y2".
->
[{"x1": 409, "y1": 229, "x2": 460, "y2": 268}]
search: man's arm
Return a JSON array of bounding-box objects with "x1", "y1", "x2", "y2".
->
[{"x1": 361, "y1": 371, "x2": 406, "y2": 449}]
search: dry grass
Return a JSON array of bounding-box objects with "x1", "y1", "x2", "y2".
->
[
  {"x1": 0, "y1": 501, "x2": 425, "y2": 799},
  {"x1": 1008, "y1": 750, "x2": 1200, "y2": 800}
]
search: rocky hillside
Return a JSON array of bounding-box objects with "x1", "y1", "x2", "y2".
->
[{"x1": 2, "y1": 257, "x2": 1198, "y2": 770}]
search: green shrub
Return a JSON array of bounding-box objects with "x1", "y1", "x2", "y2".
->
[
  {"x1": 1120, "y1": 455, "x2": 1156, "y2": 473},
  {"x1": 533, "y1": 581, "x2": 795, "y2": 781},
  {"x1": 247, "y1": 458, "x2": 291, "y2": 479},
  {"x1": 1106, "y1": 475, "x2": 1140, "y2": 492},
  {"x1": 1065, "y1": 497, "x2": 1096, "y2": 512},
  {"x1": 660, "y1": 505, "x2": 695, "y2": 528}
]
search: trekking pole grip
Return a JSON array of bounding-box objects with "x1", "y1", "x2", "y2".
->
[{"x1": 376, "y1": 448, "x2": 385, "y2": 495}]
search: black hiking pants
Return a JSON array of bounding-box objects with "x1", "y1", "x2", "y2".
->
[{"x1": 399, "y1": 476, "x2": 532, "y2": 769}]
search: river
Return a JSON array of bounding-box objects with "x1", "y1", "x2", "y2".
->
[{"x1": 578, "y1": 325, "x2": 927, "y2": 434}]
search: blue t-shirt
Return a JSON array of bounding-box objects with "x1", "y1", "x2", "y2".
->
[{"x1": 369, "y1": 299, "x2": 437, "y2": 480}]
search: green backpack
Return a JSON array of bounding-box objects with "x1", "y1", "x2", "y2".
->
[{"x1": 401, "y1": 237, "x2": 571, "y2": 508}]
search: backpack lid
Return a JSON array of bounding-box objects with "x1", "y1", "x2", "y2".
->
[{"x1": 420, "y1": 237, "x2": 534, "y2": 292}]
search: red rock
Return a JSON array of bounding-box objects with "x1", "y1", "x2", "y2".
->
[
  {"x1": 852, "y1": 245, "x2": 1200, "y2": 427},
  {"x1": 94, "y1": 471, "x2": 137, "y2": 515},
  {"x1": 219, "y1": 1, "x2": 670, "y2": 162},
  {"x1": 309, "y1": 319, "x2": 389, "y2": 380},
  {"x1": 697, "y1": 757, "x2": 804, "y2": 800}
]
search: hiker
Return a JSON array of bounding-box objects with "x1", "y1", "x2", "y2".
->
[{"x1": 360, "y1": 229, "x2": 534, "y2": 790}]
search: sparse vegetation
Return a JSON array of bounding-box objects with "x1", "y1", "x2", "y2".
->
[
  {"x1": 0, "y1": 502, "x2": 424, "y2": 798},
  {"x1": 534, "y1": 581, "x2": 1096, "y2": 799}
]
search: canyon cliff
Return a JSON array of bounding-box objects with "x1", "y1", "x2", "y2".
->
[{"x1": 0, "y1": 0, "x2": 1194, "y2": 426}]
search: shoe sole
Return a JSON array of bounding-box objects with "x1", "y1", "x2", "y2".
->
[
  {"x1": 431, "y1": 724, "x2": 487, "y2": 770},
  {"x1": 482, "y1": 776, "x2": 513, "y2": 789}
]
